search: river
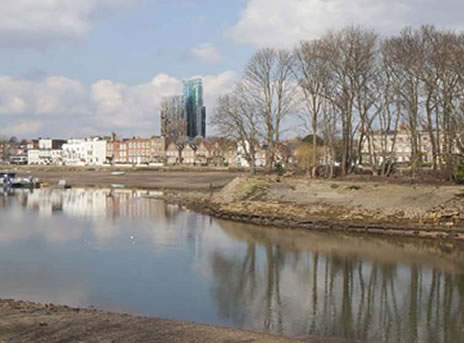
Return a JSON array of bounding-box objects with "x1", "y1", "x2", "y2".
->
[{"x1": 0, "y1": 188, "x2": 463, "y2": 343}]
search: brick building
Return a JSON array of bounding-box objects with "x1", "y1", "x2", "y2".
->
[
  {"x1": 0, "y1": 142, "x2": 9, "y2": 163},
  {"x1": 107, "y1": 136, "x2": 166, "y2": 165}
]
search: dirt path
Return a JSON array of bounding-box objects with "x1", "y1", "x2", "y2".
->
[{"x1": 0, "y1": 299, "x2": 314, "y2": 343}]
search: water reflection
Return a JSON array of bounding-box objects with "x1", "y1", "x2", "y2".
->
[
  {"x1": 0, "y1": 189, "x2": 463, "y2": 343},
  {"x1": 212, "y1": 221, "x2": 464, "y2": 343},
  {"x1": 4, "y1": 188, "x2": 168, "y2": 219}
]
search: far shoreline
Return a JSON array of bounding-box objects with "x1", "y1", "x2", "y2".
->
[{"x1": 4, "y1": 164, "x2": 464, "y2": 242}]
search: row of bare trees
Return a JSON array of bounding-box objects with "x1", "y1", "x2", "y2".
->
[{"x1": 213, "y1": 25, "x2": 464, "y2": 180}]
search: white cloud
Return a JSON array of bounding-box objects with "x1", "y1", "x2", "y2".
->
[
  {"x1": 0, "y1": 0, "x2": 136, "y2": 49},
  {"x1": 0, "y1": 120, "x2": 43, "y2": 137},
  {"x1": 229, "y1": 0, "x2": 464, "y2": 47},
  {"x1": 0, "y1": 71, "x2": 238, "y2": 138},
  {"x1": 0, "y1": 76, "x2": 90, "y2": 117},
  {"x1": 201, "y1": 71, "x2": 238, "y2": 109},
  {"x1": 190, "y1": 43, "x2": 223, "y2": 63}
]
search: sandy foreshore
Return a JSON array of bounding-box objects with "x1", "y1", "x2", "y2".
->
[
  {"x1": 4, "y1": 165, "x2": 239, "y2": 191},
  {"x1": 0, "y1": 299, "x2": 315, "y2": 343}
]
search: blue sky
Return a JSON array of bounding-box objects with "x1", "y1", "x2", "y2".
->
[
  {"x1": 1, "y1": 0, "x2": 463, "y2": 138},
  {"x1": 0, "y1": 0, "x2": 252, "y2": 84}
]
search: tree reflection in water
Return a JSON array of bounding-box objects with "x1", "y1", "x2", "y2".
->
[{"x1": 211, "y1": 220, "x2": 464, "y2": 343}]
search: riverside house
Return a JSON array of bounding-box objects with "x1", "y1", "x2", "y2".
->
[
  {"x1": 107, "y1": 136, "x2": 166, "y2": 165},
  {"x1": 195, "y1": 141, "x2": 212, "y2": 165},
  {"x1": 360, "y1": 127, "x2": 450, "y2": 166},
  {"x1": 181, "y1": 143, "x2": 197, "y2": 165},
  {"x1": 127, "y1": 138, "x2": 154, "y2": 165},
  {"x1": 107, "y1": 140, "x2": 128, "y2": 164},
  {"x1": 166, "y1": 142, "x2": 182, "y2": 165}
]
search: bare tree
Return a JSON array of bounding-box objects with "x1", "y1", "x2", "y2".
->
[
  {"x1": 160, "y1": 95, "x2": 187, "y2": 142},
  {"x1": 384, "y1": 28, "x2": 426, "y2": 178},
  {"x1": 429, "y1": 28, "x2": 464, "y2": 179},
  {"x1": 214, "y1": 25, "x2": 464, "y2": 180},
  {"x1": 364, "y1": 41, "x2": 402, "y2": 176},
  {"x1": 212, "y1": 84, "x2": 261, "y2": 174},
  {"x1": 243, "y1": 48, "x2": 297, "y2": 172},
  {"x1": 320, "y1": 27, "x2": 379, "y2": 176},
  {"x1": 320, "y1": 101, "x2": 339, "y2": 178},
  {"x1": 294, "y1": 40, "x2": 329, "y2": 177}
]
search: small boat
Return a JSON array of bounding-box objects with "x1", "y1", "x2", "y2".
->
[
  {"x1": 111, "y1": 171, "x2": 125, "y2": 176},
  {"x1": 0, "y1": 171, "x2": 16, "y2": 188},
  {"x1": 1, "y1": 172, "x2": 41, "y2": 189}
]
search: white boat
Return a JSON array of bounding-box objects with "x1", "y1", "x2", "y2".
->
[{"x1": 111, "y1": 171, "x2": 125, "y2": 176}]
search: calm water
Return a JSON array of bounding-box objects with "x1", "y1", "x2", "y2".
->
[{"x1": 0, "y1": 189, "x2": 463, "y2": 343}]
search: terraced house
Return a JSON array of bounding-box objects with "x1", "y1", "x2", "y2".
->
[
  {"x1": 181, "y1": 143, "x2": 197, "y2": 165},
  {"x1": 107, "y1": 136, "x2": 166, "y2": 165},
  {"x1": 166, "y1": 142, "x2": 182, "y2": 165}
]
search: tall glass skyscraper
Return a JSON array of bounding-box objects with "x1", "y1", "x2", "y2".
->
[{"x1": 183, "y1": 78, "x2": 206, "y2": 140}]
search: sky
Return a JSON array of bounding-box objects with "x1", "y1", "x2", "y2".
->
[{"x1": 1, "y1": 0, "x2": 464, "y2": 139}]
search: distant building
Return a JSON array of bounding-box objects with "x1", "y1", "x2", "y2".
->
[
  {"x1": 4, "y1": 141, "x2": 28, "y2": 164},
  {"x1": 62, "y1": 138, "x2": 107, "y2": 166},
  {"x1": 26, "y1": 138, "x2": 65, "y2": 165},
  {"x1": 360, "y1": 127, "x2": 446, "y2": 165},
  {"x1": 194, "y1": 138, "x2": 237, "y2": 166},
  {"x1": 107, "y1": 136, "x2": 166, "y2": 165},
  {"x1": 166, "y1": 142, "x2": 182, "y2": 165},
  {"x1": 28, "y1": 149, "x2": 62, "y2": 165},
  {"x1": 9, "y1": 155, "x2": 28, "y2": 165},
  {"x1": 181, "y1": 143, "x2": 197, "y2": 165},
  {"x1": 236, "y1": 141, "x2": 267, "y2": 168},
  {"x1": 27, "y1": 140, "x2": 39, "y2": 150},
  {"x1": 38, "y1": 138, "x2": 66, "y2": 150},
  {"x1": 183, "y1": 78, "x2": 206, "y2": 140},
  {"x1": 160, "y1": 96, "x2": 187, "y2": 141},
  {"x1": 0, "y1": 142, "x2": 9, "y2": 162},
  {"x1": 107, "y1": 139, "x2": 128, "y2": 164}
]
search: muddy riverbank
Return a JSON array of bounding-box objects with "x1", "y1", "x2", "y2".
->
[
  {"x1": 162, "y1": 176, "x2": 464, "y2": 241},
  {"x1": 0, "y1": 299, "x2": 316, "y2": 343},
  {"x1": 3, "y1": 165, "x2": 239, "y2": 191}
]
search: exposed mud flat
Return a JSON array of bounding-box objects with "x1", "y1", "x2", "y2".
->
[
  {"x1": 0, "y1": 299, "x2": 323, "y2": 343},
  {"x1": 4, "y1": 165, "x2": 239, "y2": 191}
]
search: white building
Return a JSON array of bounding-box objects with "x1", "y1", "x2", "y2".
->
[
  {"x1": 28, "y1": 149, "x2": 63, "y2": 165},
  {"x1": 236, "y1": 141, "x2": 266, "y2": 168},
  {"x1": 38, "y1": 138, "x2": 65, "y2": 150},
  {"x1": 62, "y1": 138, "x2": 107, "y2": 166}
]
